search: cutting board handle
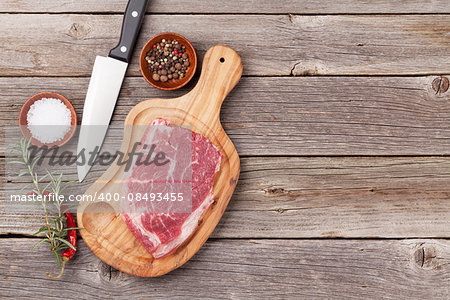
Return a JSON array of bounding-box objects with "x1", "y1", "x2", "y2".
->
[{"x1": 186, "y1": 45, "x2": 243, "y2": 122}]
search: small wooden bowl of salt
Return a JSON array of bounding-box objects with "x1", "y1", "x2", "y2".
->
[{"x1": 19, "y1": 92, "x2": 77, "y2": 147}]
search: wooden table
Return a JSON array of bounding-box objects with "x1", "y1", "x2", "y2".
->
[{"x1": 1, "y1": 1, "x2": 449, "y2": 298}]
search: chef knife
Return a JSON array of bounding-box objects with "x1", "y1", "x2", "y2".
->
[{"x1": 77, "y1": 0, "x2": 148, "y2": 182}]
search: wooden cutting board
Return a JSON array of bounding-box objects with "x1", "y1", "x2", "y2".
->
[{"x1": 77, "y1": 45, "x2": 242, "y2": 277}]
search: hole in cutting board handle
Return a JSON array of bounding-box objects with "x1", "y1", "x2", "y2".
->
[{"x1": 220, "y1": 57, "x2": 225, "y2": 63}]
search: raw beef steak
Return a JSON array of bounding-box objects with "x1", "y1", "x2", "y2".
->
[{"x1": 121, "y1": 118, "x2": 222, "y2": 258}]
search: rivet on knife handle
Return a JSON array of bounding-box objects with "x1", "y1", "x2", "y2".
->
[{"x1": 109, "y1": 0, "x2": 148, "y2": 63}]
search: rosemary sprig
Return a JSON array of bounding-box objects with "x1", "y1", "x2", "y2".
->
[{"x1": 9, "y1": 138, "x2": 77, "y2": 266}]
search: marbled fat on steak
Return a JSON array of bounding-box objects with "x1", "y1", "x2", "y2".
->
[{"x1": 121, "y1": 118, "x2": 222, "y2": 258}]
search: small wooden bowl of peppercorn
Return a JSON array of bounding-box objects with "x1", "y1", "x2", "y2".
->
[{"x1": 140, "y1": 32, "x2": 197, "y2": 91}]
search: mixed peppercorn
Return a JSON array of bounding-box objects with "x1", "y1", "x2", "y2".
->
[{"x1": 145, "y1": 39, "x2": 190, "y2": 82}]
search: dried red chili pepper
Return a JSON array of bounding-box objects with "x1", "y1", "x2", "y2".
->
[{"x1": 46, "y1": 211, "x2": 77, "y2": 279}]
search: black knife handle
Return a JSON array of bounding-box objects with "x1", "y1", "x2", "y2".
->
[{"x1": 109, "y1": 0, "x2": 148, "y2": 63}]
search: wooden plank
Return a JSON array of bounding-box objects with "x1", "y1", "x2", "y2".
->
[
  {"x1": 0, "y1": 14, "x2": 449, "y2": 76},
  {"x1": 2, "y1": 76, "x2": 450, "y2": 155},
  {"x1": 2, "y1": 157, "x2": 450, "y2": 238},
  {"x1": 1, "y1": 0, "x2": 449, "y2": 14},
  {"x1": 0, "y1": 238, "x2": 448, "y2": 298}
]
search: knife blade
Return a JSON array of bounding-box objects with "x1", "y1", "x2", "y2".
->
[{"x1": 77, "y1": 0, "x2": 148, "y2": 182}]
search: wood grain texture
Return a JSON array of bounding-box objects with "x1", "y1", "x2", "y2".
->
[
  {"x1": 1, "y1": 0, "x2": 449, "y2": 296},
  {"x1": 0, "y1": 14, "x2": 449, "y2": 76},
  {"x1": 0, "y1": 238, "x2": 449, "y2": 299},
  {"x1": 78, "y1": 46, "x2": 243, "y2": 276},
  {"x1": 1, "y1": 76, "x2": 450, "y2": 155},
  {"x1": 3, "y1": 157, "x2": 450, "y2": 238},
  {"x1": 1, "y1": 0, "x2": 449, "y2": 13}
]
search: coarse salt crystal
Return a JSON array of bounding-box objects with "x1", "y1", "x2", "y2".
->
[{"x1": 26, "y1": 98, "x2": 72, "y2": 144}]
